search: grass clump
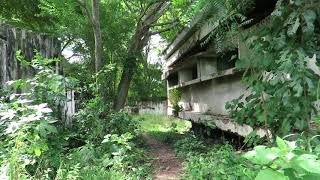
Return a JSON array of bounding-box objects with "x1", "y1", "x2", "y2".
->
[
  {"x1": 135, "y1": 114, "x2": 191, "y2": 143},
  {"x1": 173, "y1": 136, "x2": 257, "y2": 179},
  {"x1": 136, "y1": 114, "x2": 191, "y2": 133}
]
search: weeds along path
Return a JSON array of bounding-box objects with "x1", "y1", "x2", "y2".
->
[{"x1": 143, "y1": 134, "x2": 183, "y2": 180}]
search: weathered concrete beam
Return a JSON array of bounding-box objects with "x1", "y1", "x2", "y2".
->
[{"x1": 179, "y1": 111, "x2": 271, "y2": 138}]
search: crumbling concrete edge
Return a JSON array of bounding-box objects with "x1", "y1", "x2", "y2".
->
[{"x1": 179, "y1": 111, "x2": 272, "y2": 139}]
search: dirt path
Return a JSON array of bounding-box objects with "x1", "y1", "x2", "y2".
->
[{"x1": 143, "y1": 134, "x2": 183, "y2": 180}]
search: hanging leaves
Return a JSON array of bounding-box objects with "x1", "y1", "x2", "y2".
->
[{"x1": 227, "y1": 0, "x2": 320, "y2": 135}]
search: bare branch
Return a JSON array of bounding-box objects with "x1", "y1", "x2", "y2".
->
[
  {"x1": 66, "y1": 53, "x2": 82, "y2": 60},
  {"x1": 60, "y1": 37, "x2": 74, "y2": 53},
  {"x1": 143, "y1": 2, "x2": 169, "y2": 25}
]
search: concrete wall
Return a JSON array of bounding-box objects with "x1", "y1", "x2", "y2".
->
[
  {"x1": 163, "y1": 15, "x2": 277, "y2": 138},
  {"x1": 179, "y1": 75, "x2": 246, "y2": 115},
  {"x1": 126, "y1": 101, "x2": 168, "y2": 115},
  {"x1": 138, "y1": 101, "x2": 168, "y2": 115},
  {"x1": 200, "y1": 58, "x2": 217, "y2": 76},
  {"x1": 179, "y1": 66, "x2": 195, "y2": 83}
]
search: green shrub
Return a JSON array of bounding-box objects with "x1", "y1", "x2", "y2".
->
[
  {"x1": 0, "y1": 53, "x2": 71, "y2": 179},
  {"x1": 172, "y1": 104, "x2": 183, "y2": 117},
  {"x1": 0, "y1": 54, "x2": 152, "y2": 179},
  {"x1": 72, "y1": 102, "x2": 140, "y2": 145},
  {"x1": 244, "y1": 137, "x2": 320, "y2": 180},
  {"x1": 106, "y1": 112, "x2": 140, "y2": 135},
  {"x1": 174, "y1": 136, "x2": 257, "y2": 180}
]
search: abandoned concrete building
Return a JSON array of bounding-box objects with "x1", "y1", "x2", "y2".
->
[{"x1": 163, "y1": 0, "x2": 279, "y2": 138}]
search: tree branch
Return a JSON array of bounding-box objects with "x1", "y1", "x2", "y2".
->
[
  {"x1": 66, "y1": 53, "x2": 82, "y2": 60},
  {"x1": 147, "y1": 2, "x2": 170, "y2": 25},
  {"x1": 60, "y1": 37, "x2": 74, "y2": 53},
  {"x1": 137, "y1": 2, "x2": 155, "y2": 24},
  {"x1": 140, "y1": 1, "x2": 169, "y2": 26},
  {"x1": 150, "y1": 18, "x2": 179, "y2": 27},
  {"x1": 150, "y1": 24, "x2": 177, "y2": 35},
  {"x1": 76, "y1": 0, "x2": 94, "y2": 25}
]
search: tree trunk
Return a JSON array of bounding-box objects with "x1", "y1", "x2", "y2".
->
[
  {"x1": 92, "y1": 0, "x2": 102, "y2": 72},
  {"x1": 113, "y1": 29, "x2": 144, "y2": 111},
  {"x1": 113, "y1": 2, "x2": 170, "y2": 111},
  {"x1": 113, "y1": 57, "x2": 136, "y2": 111}
]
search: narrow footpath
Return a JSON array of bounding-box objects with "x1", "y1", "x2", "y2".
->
[{"x1": 143, "y1": 134, "x2": 183, "y2": 180}]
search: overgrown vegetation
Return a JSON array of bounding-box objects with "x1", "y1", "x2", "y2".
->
[
  {"x1": 136, "y1": 114, "x2": 191, "y2": 143},
  {"x1": 139, "y1": 115, "x2": 256, "y2": 179},
  {"x1": 140, "y1": 113, "x2": 320, "y2": 179},
  {"x1": 174, "y1": 136, "x2": 257, "y2": 179},
  {"x1": 245, "y1": 136, "x2": 320, "y2": 179},
  {"x1": 226, "y1": 0, "x2": 320, "y2": 137},
  {"x1": 0, "y1": 55, "x2": 152, "y2": 179},
  {"x1": 1, "y1": 0, "x2": 320, "y2": 179}
]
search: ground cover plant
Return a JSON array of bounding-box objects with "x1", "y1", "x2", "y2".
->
[
  {"x1": 245, "y1": 136, "x2": 320, "y2": 180},
  {"x1": 174, "y1": 136, "x2": 258, "y2": 180}
]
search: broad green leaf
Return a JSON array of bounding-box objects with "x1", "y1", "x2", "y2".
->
[
  {"x1": 244, "y1": 146, "x2": 278, "y2": 165},
  {"x1": 255, "y1": 169, "x2": 288, "y2": 180},
  {"x1": 34, "y1": 148, "x2": 41, "y2": 157},
  {"x1": 302, "y1": 174, "x2": 320, "y2": 180},
  {"x1": 292, "y1": 154, "x2": 320, "y2": 174},
  {"x1": 276, "y1": 137, "x2": 288, "y2": 151}
]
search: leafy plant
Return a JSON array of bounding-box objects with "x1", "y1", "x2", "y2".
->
[
  {"x1": 169, "y1": 89, "x2": 183, "y2": 117},
  {"x1": 72, "y1": 102, "x2": 140, "y2": 145},
  {"x1": 0, "y1": 53, "x2": 152, "y2": 179},
  {"x1": 244, "y1": 137, "x2": 320, "y2": 179},
  {"x1": 226, "y1": 0, "x2": 320, "y2": 136},
  {"x1": 0, "y1": 53, "x2": 70, "y2": 179},
  {"x1": 243, "y1": 131, "x2": 264, "y2": 148}
]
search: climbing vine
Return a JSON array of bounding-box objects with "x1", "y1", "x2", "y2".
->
[{"x1": 226, "y1": 0, "x2": 320, "y2": 136}]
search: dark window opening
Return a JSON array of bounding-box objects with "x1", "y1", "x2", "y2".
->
[
  {"x1": 168, "y1": 73, "x2": 179, "y2": 87},
  {"x1": 192, "y1": 65, "x2": 198, "y2": 80},
  {"x1": 217, "y1": 49, "x2": 238, "y2": 71},
  {"x1": 242, "y1": 0, "x2": 278, "y2": 29},
  {"x1": 182, "y1": 64, "x2": 198, "y2": 83}
]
